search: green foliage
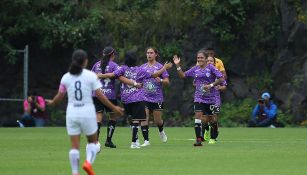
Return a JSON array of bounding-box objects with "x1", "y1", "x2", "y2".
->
[
  {"x1": 0, "y1": 0, "x2": 282, "y2": 63},
  {"x1": 219, "y1": 98, "x2": 254, "y2": 127},
  {"x1": 48, "y1": 107, "x2": 65, "y2": 126},
  {"x1": 291, "y1": 74, "x2": 304, "y2": 89},
  {"x1": 219, "y1": 98, "x2": 294, "y2": 127},
  {"x1": 289, "y1": 0, "x2": 307, "y2": 24},
  {"x1": 246, "y1": 71, "x2": 273, "y2": 90},
  {"x1": 277, "y1": 109, "x2": 293, "y2": 126},
  {"x1": 163, "y1": 110, "x2": 194, "y2": 127}
]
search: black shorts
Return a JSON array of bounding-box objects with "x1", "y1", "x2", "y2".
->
[
  {"x1": 124, "y1": 101, "x2": 146, "y2": 121},
  {"x1": 145, "y1": 102, "x2": 164, "y2": 111},
  {"x1": 93, "y1": 97, "x2": 118, "y2": 113},
  {"x1": 194, "y1": 102, "x2": 220, "y2": 115}
]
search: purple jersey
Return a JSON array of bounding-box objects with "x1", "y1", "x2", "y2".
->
[
  {"x1": 184, "y1": 64, "x2": 223, "y2": 104},
  {"x1": 91, "y1": 60, "x2": 119, "y2": 99},
  {"x1": 114, "y1": 65, "x2": 151, "y2": 104},
  {"x1": 214, "y1": 79, "x2": 227, "y2": 107},
  {"x1": 140, "y1": 62, "x2": 169, "y2": 103}
]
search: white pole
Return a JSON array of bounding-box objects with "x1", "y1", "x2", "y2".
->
[{"x1": 24, "y1": 45, "x2": 29, "y2": 100}]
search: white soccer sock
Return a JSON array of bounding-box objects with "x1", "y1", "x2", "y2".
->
[
  {"x1": 86, "y1": 143, "x2": 97, "y2": 164},
  {"x1": 69, "y1": 149, "x2": 80, "y2": 175}
]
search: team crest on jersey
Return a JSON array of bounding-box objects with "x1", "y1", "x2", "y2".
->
[{"x1": 145, "y1": 82, "x2": 156, "y2": 92}]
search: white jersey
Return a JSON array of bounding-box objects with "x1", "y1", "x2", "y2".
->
[{"x1": 60, "y1": 69, "x2": 102, "y2": 119}]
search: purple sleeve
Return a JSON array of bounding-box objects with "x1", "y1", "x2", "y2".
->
[
  {"x1": 161, "y1": 70, "x2": 169, "y2": 78},
  {"x1": 221, "y1": 79, "x2": 227, "y2": 86},
  {"x1": 91, "y1": 62, "x2": 99, "y2": 72},
  {"x1": 209, "y1": 64, "x2": 223, "y2": 79},
  {"x1": 110, "y1": 61, "x2": 120, "y2": 72},
  {"x1": 113, "y1": 66, "x2": 125, "y2": 77},
  {"x1": 184, "y1": 66, "x2": 197, "y2": 77}
]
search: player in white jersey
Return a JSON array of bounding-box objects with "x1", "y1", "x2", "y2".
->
[{"x1": 46, "y1": 49, "x2": 123, "y2": 175}]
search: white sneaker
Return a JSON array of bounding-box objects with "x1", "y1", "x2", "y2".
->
[
  {"x1": 140, "y1": 140, "x2": 150, "y2": 147},
  {"x1": 159, "y1": 131, "x2": 167, "y2": 142},
  {"x1": 269, "y1": 124, "x2": 276, "y2": 128},
  {"x1": 135, "y1": 139, "x2": 140, "y2": 147},
  {"x1": 130, "y1": 142, "x2": 140, "y2": 149},
  {"x1": 96, "y1": 142, "x2": 101, "y2": 153}
]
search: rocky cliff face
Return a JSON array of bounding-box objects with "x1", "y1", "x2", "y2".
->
[
  {"x1": 272, "y1": 0, "x2": 307, "y2": 122},
  {"x1": 221, "y1": 0, "x2": 307, "y2": 122}
]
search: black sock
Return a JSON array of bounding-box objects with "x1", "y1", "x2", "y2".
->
[
  {"x1": 210, "y1": 122, "x2": 219, "y2": 139},
  {"x1": 201, "y1": 123, "x2": 209, "y2": 138},
  {"x1": 203, "y1": 123, "x2": 209, "y2": 131},
  {"x1": 194, "y1": 123, "x2": 202, "y2": 140},
  {"x1": 131, "y1": 123, "x2": 139, "y2": 142},
  {"x1": 141, "y1": 125, "x2": 149, "y2": 141},
  {"x1": 158, "y1": 121, "x2": 164, "y2": 132},
  {"x1": 106, "y1": 120, "x2": 116, "y2": 142},
  {"x1": 97, "y1": 122, "x2": 102, "y2": 140}
]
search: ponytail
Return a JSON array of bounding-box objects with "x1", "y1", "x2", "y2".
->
[
  {"x1": 100, "y1": 46, "x2": 115, "y2": 73},
  {"x1": 69, "y1": 49, "x2": 87, "y2": 75}
]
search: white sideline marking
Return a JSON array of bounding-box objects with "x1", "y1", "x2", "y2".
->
[{"x1": 172, "y1": 138, "x2": 307, "y2": 143}]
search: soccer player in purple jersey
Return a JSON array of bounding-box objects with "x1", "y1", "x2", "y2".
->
[
  {"x1": 91, "y1": 46, "x2": 122, "y2": 149},
  {"x1": 138, "y1": 47, "x2": 170, "y2": 146},
  {"x1": 99, "y1": 52, "x2": 172, "y2": 148},
  {"x1": 173, "y1": 50, "x2": 223, "y2": 146},
  {"x1": 201, "y1": 56, "x2": 227, "y2": 143}
]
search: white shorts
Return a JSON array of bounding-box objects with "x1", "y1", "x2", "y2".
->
[
  {"x1": 66, "y1": 104, "x2": 97, "y2": 136},
  {"x1": 66, "y1": 117, "x2": 97, "y2": 136}
]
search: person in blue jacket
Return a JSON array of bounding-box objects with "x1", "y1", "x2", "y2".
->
[{"x1": 248, "y1": 92, "x2": 278, "y2": 127}]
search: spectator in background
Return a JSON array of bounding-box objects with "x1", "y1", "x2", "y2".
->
[
  {"x1": 248, "y1": 92, "x2": 278, "y2": 128},
  {"x1": 21, "y1": 91, "x2": 46, "y2": 127}
]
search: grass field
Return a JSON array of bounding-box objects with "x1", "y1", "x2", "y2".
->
[{"x1": 0, "y1": 127, "x2": 307, "y2": 175}]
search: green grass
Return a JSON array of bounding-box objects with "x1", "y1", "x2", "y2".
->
[{"x1": 0, "y1": 127, "x2": 307, "y2": 175}]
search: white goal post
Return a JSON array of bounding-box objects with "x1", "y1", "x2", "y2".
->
[{"x1": 0, "y1": 45, "x2": 28, "y2": 102}]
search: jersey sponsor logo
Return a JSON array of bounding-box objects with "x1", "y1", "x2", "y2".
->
[
  {"x1": 123, "y1": 87, "x2": 137, "y2": 94},
  {"x1": 102, "y1": 89, "x2": 112, "y2": 94},
  {"x1": 73, "y1": 103, "x2": 85, "y2": 107}
]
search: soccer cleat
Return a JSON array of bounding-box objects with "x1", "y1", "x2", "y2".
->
[
  {"x1": 140, "y1": 140, "x2": 150, "y2": 147},
  {"x1": 204, "y1": 129, "x2": 210, "y2": 141},
  {"x1": 193, "y1": 141, "x2": 203, "y2": 147},
  {"x1": 193, "y1": 137, "x2": 203, "y2": 147},
  {"x1": 82, "y1": 160, "x2": 95, "y2": 175},
  {"x1": 208, "y1": 139, "x2": 217, "y2": 144},
  {"x1": 159, "y1": 131, "x2": 168, "y2": 142},
  {"x1": 130, "y1": 142, "x2": 141, "y2": 149},
  {"x1": 105, "y1": 141, "x2": 116, "y2": 148}
]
